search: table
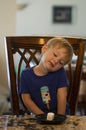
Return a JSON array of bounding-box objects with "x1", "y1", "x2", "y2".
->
[{"x1": 0, "y1": 114, "x2": 86, "y2": 130}]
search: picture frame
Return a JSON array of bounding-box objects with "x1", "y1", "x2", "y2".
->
[{"x1": 53, "y1": 6, "x2": 72, "y2": 23}]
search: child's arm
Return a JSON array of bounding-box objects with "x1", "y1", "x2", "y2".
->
[
  {"x1": 21, "y1": 93, "x2": 44, "y2": 115},
  {"x1": 57, "y1": 87, "x2": 67, "y2": 115}
]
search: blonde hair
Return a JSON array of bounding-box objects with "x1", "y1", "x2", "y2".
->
[{"x1": 46, "y1": 37, "x2": 73, "y2": 64}]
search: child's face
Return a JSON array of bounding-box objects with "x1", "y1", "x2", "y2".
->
[{"x1": 41, "y1": 45, "x2": 69, "y2": 72}]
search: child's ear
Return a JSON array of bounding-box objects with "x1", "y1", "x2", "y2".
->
[{"x1": 41, "y1": 44, "x2": 48, "y2": 53}]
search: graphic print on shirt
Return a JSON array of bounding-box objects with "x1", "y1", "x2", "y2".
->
[{"x1": 40, "y1": 86, "x2": 51, "y2": 109}]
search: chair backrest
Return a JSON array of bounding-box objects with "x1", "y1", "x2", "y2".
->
[{"x1": 4, "y1": 36, "x2": 85, "y2": 115}]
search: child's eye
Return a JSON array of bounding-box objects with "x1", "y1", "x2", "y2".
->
[
  {"x1": 53, "y1": 53, "x2": 57, "y2": 57},
  {"x1": 59, "y1": 61, "x2": 64, "y2": 66}
]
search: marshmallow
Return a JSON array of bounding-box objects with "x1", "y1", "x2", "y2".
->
[{"x1": 47, "y1": 112, "x2": 55, "y2": 121}]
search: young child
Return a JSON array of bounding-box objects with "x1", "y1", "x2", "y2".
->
[{"x1": 19, "y1": 37, "x2": 73, "y2": 115}]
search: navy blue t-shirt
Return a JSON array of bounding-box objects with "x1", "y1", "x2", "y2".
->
[{"x1": 19, "y1": 67, "x2": 69, "y2": 114}]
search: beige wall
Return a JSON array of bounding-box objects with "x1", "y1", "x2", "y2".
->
[
  {"x1": 0, "y1": 0, "x2": 16, "y2": 94},
  {"x1": 16, "y1": 0, "x2": 86, "y2": 37}
]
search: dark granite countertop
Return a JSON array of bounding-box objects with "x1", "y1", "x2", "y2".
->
[{"x1": 0, "y1": 114, "x2": 86, "y2": 130}]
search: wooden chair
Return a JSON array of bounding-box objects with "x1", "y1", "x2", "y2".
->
[{"x1": 4, "y1": 36, "x2": 85, "y2": 115}]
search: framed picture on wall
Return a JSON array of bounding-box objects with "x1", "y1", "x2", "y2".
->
[{"x1": 53, "y1": 6, "x2": 72, "y2": 23}]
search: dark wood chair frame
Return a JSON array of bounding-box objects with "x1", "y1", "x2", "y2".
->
[{"x1": 4, "y1": 36, "x2": 85, "y2": 115}]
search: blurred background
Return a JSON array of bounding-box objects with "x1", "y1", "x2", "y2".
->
[{"x1": 0, "y1": 0, "x2": 86, "y2": 115}]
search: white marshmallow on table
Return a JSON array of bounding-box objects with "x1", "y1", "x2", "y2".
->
[{"x1": 47, "y1": 112, "x2": 55, "y2": 121}]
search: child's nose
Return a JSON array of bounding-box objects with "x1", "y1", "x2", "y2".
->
[{"x1": 55, "y1": 58, "x2": 59, "y2": 64}]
